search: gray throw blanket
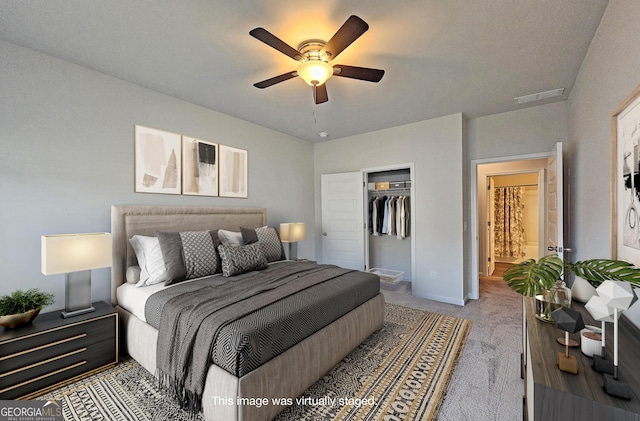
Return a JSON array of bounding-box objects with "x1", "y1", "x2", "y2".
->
[{"x1": 156, "y1": 262, "x2": 355, "y2": 414}]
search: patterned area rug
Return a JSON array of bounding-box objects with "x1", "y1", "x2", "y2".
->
[{"x1": 36, "y1": 304, "x2": 471, "y2": 421}]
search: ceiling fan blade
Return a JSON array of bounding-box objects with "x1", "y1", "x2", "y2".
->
[
  {"x1": 250, "y1": 27, "x2": 304, "y2": 61},
  {"x1": 333, "y1": 65, "x2": 385, "y2": 82},
  {"x1": 314, "y1": 84, "x2": 328, "y2": 104},
  {"x1": 253, "y1": 71, "x2": 297, "y2": 89},
  {"x1": 320, "y1": 15, "x2": 369, "y2": 60}
]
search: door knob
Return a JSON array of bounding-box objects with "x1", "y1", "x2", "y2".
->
[{"x1": 322, "y1": 232, "x2": 328, "y2": 236}]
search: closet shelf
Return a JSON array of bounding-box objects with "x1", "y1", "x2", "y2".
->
[{"x1": 368, "y1": 188, "x2": 411, "y2": 194}]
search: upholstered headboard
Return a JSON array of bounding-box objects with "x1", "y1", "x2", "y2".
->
[{"x1": 110, "y1": 205, "x2": 267, "y2": 305}]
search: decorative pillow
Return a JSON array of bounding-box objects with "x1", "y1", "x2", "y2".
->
[
  {"x1": 129, "y1": 235, "x2": 167, "y2": 287},
  {"x1": 218, "y1": 243, "x2": 268, "y2": 277},
  {"x1": 255, "y1": 226, "x2": 286, "y2": 262},
  {"x1": 240, "y1": 226, "x2": 259, "y2": 245},
  {"x1": 157, "y1": 230, "x2": 221, "y2": 285},
  {"x1": 218, "y1": 229, "x2": 244, "y2": 246},
  {"x1": 125, "y1": 266, "x2": 141, "y2": 284}
]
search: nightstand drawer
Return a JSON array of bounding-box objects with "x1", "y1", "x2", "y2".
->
[
  {"x1": 0, "y1": 315, "x2": 115, "y2": 372},
  {"x1": 0, "y1": 302, "x2": 118, "y2": 400},
  {"x1": 0, "y1": 337, "x2": 116, "y2": 399}
]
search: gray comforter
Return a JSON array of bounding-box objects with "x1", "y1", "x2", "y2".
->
[{"x1": 154, "y1": 261, "x2": 379, "y2": 413}]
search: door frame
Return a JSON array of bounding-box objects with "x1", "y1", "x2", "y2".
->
[
  {"x1": 484, "y1": 169, "x2": 545, "y2": 275},
  {"x1": 470, "y1": 152, "x2": 556, "y2": 300},
  {"x1": 361, "y1": 162, "x2": 416, "y2": 282}
]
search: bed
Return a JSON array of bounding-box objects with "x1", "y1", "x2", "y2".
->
[{"x1": 110, "y1": 205, "x2": 385, "y2": 421}]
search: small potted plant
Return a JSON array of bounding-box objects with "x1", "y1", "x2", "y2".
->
[
  {"x1": 503, "y1": 255, "x2": 640, "y2": 322},
  {"x1": 0, "y1": 288, "x2": 55, "y2": 329}
]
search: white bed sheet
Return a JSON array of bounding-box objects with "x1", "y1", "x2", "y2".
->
[
  {"x1": 116, "y1": 261, "x2": 291, "y2": 322},
  {"x1": 116, "y1": 277, "x2": 210, "y2": 322}
]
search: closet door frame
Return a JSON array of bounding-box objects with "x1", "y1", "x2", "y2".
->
[{"x1": 361, "y1": 162, "x2": 416, "y2": 283}]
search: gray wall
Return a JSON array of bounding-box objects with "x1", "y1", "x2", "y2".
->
[
  {"x1": 314, "y1": 114, "x2": 465, "y2": 305},
  {"x1": 467, "y1": 101, "x2": 569, "y2": 161},
  {"x1": 566, "y1": 0, "x2": 640, "y2": 324},
  {"x1": 0, "y1": 41, "x2": 315, "y2": 313}
]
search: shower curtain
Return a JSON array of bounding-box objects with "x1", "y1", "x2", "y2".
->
[{"x1": 494, "y1": 187, "x2": 526, "y2": 258}]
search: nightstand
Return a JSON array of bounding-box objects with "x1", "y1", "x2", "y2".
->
[{"x1": 0, "y1": 301, "x2": 118, "y2": 399}]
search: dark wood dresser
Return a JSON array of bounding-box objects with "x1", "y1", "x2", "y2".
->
[
  {"x1": 523, "y1": 297, "x2": 640, "y2": 420},
  {"x1": 0, "y1": 301, "x2": 118, "y2": 399}
]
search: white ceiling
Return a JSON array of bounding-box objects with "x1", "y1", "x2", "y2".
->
[{"x1": 0, "y1": 0, "x2": 609, "y2": 142}]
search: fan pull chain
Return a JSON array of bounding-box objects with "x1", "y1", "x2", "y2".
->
[{"x1": 313, "y1": 85, "x2": 317, "y2": 125}]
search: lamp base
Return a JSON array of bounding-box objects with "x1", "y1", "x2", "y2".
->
[
  {"x1": 557, "y1": 352, "x2": 578, "y2": 374},
  {"x1": 593, "y1": 355, "x2": 615, "y2": 375},
  {"x1": 603, "y1": 374, "x2": 631, "y2": 400},
  {"x1": 61, "y1": 305, "x2": 95, "y2": 319},
  {"x1": 63, "y1": 270, "x2": 94, "y2": 318}
]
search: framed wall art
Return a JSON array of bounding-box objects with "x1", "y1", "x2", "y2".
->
[
  {"x1": 182, "y1": 136, "x2": 218, "y2": 196},
  {"x1": 611, "y1": 84, "x2": 640, "y2": 264},
  {"x1": 219, "y1": 145, "x2": 248, "y2": 198},
  {"x1": 134, "y1": 125, "x2": 182, "y2": 194}
]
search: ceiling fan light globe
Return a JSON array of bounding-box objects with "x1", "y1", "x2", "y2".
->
[{"x1": 297, "y1": 60, "x2": 333, "y2": 86}]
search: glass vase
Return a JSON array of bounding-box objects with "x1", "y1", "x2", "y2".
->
[{"x1": 534, "y1": 280, "x2": 571, "y2": 323}]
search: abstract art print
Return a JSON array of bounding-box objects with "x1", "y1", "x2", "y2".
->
[
  {"x1": 182, "y1": 136, "x2": 218, "y2": 196},
  {"x1": 612, "y1": 84, "x2": 640, "y2": 264},
  {"x1": 134, "y1": 125, "x2": 181, "y2": 194},
  {"x1": 219, "y1": 145, "x2": 248, "y2": 198}
]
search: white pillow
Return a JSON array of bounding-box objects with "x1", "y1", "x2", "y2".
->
[
  {"x1": 218, "y1": 229, "x2": 244, "y2": 246},
  {"x1": 129, "y1": 235, "x2": 167, "y2": 287}
]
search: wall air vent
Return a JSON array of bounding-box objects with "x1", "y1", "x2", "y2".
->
[{"x1": 515, "y1": 88, "x2": 565, "y2": 105}]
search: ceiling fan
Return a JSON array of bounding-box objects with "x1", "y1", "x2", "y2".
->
[{"x1": 250, "y1": 15, "x2": 385, "y2": 104}]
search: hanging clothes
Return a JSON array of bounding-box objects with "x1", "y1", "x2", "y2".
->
[
  {"x1": 382, "y1": 196, "x2": 390, "y2": 234},
  {"x1": 376, "y1": 196, "x2": 386, "y2": 235},
  {"x1": 367, "y1": 193, "x2": 410, "y2": 239}
]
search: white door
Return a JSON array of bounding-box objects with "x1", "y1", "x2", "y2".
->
[
  {"x1": 321, "y1": 172, "x2": 365, "y2": 270},
  {"x1": 546, "y1": 142, "x2": 564, "y2": 264},
  {"x1": 487, "y1": 177, "x2": 496, "y2": 276}
]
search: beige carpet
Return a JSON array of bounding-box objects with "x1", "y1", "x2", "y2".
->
[{"x1": 36, "y1": 304, "x2": 471, "y2": 421}]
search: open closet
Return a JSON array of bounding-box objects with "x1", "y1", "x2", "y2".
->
[{"x1": 364, "y1": 166, "x2": 413, "y2": 283}]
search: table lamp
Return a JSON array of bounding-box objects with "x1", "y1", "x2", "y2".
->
[
  {"x1": 279, "y1": 223, "x2": 306, "y2": 260},
  {"x1": 41, "y1": 232, "x2": 112, "y2": 318}
]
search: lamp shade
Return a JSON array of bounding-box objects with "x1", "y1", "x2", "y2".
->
[
  {"x1": 280, "y1": 223, "x2": 306, "y2": 243},
  {"x1": 42, "y1": 233, "x2": 112, "y2": 275}
]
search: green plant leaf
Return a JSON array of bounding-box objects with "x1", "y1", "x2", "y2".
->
[
  {"x1": 0, "y1": 288, "x2": 55, "y2": 316},
  {"x1": 502, "y1": 255, "x2": 563, "y2": 296},
  {"x1": 570, "y1": 259, "x2": 640, "y2": 289}
]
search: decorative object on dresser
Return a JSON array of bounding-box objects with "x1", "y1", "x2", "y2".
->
[
  {"x1": 594, "y1": 280, "x2": 638, "y2": 399},
  {"x1": 279, "y1": 222, "x2": 306, "y2": 260},
  {"x1": 503, "y1": 254, "x2": 640, "y2": 322},
  {"x1": 0, "y1": 289, "x2": 54, "y2": 329},
  {"x1": 585, "y1": 294, "x2": 617, "y2": 373},
  {"x1": 0, "y1": 301, "x2": 118, "y2": 399},
  {"x1": 41, "y1": 232, "x2": 112, "y2": 318},
  {"x1": 551, "y1": 306, "x2": 584, "y2": 374},
  {"x1": 523, "y1": 297, "x2": 640, "y2": 420}
]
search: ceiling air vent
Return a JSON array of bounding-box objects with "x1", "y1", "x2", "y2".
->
[{"x1": 515, "y1": 88, "x2": 565, "y2": 105}]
